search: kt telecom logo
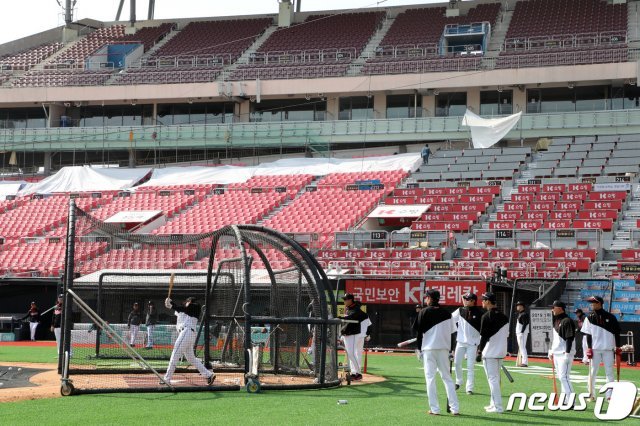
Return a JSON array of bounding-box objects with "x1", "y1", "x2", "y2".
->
[{"x1": 506, "y1": 381, "x2": 639, "y2": 420}]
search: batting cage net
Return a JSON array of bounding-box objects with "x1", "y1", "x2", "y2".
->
[{"x1": 59, "y1": 202, "x2": 340, "y2": 395}]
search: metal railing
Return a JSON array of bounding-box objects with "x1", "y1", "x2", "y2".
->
[{"x1": 2, "y1": 110, "x2": 640, "y2": 152}]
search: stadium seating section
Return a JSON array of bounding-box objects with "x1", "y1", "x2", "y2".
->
[
  {"x1": 0, "y1": 42, "x2": 63, "y2": 71},
  {"x1": 497, "y1": 0, "x2": 627, "y2": 68},
  {"x1": 230, "y1": 12, "x2": 384, "y2": 80},
  {"x1": 362, "y1": 3, "x2": 500, "y2": 75}
]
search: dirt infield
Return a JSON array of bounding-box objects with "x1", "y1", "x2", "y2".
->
[{"x1": 0, "y1": 362, "x2": 60, "y2": 403}]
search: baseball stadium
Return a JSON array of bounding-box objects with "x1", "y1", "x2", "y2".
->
[{"x1": 0, "y1": 0, "x2": 639, "y2": 423}]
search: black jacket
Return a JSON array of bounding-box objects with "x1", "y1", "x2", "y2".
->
[
  {"x1": 128, "y1": 310, "x2": 142, "y2": 326},
  {"x1": 413, "y1": 304, "x2": 452, "y2": 348},
  {"x1": 171, "y1": 301, "x2": 201, "y2": 319},
  {"x1": 516, "y1": 311, "x2": 530, "y2": 334},
  {"x1": 340, "y1": 301, "x2": 368, "y2": 336},
  {"x1": 52, "y1": 303, "x2": 62, "y2": 328},
  {"x1": 23, "y1": 308, "x2": 40, "y2": 323},
  {"x1": 553, "y1": 312, "x2": 576, "y2": 353},
  {"x1": 478, "y1": 308, "x2": 509, "y2": 352},
  {"x1": 146, "y1": 306, "x2": 158, "y2": 325},
  {"x1": 585, "y1": 308, "x2": 621, "y2": 348},
  {"x1": 458, "y1": 306, "x2": 484, "y2": 333}
]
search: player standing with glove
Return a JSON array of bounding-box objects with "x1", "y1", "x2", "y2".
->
[
  {"x1": 548, "y1": 301, "x2": 576, "y2": 404},
  {"x1": 162, "y1": 297, "x2": 215, "y2": 386},
  {"x1": 451, "y1": 292, "x2": 483, "y2": 395},
  {"x1": 127, "y1": 302, "x2": 142, "y2": 347},
  {"x1": 477, "y1": 292, "x2": 509, "y2": 414},
  {"x1": 340, "y1": 293, "x2": 368, "y2": 381},
  {"x1": 581, "y1": 295, "x2": 621, "y2": 400},
  {"x1": 414, "y1": 289, "x2": 459, "y2": 416}
]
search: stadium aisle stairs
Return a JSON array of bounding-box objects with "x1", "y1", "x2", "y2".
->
[
  {"x1": 221, "y1": 24, "x2": 280, "y2": 77},
  {"x1": 611, "y1": 183, "x2": 640, "y2": 250},
  {"x1": 348, "y1": 14, "x2": 395, "y2": 75},
  {"x1": 256, "y1": 176, "x2": 321, "y2": 226},
  {"x1": 483, "y1": 7, "x2": 513, "y2": 61}
]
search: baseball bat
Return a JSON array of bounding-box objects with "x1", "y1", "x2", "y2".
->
[
  {"x1": 447, "y1": 352, "x2": 453, "y2": 413},
  {"x1": 397, "y1": 337, "x2": 417, "y2": 348},
  {"x1": 363, "y1": 348, "x2": 368, "y2": 374},
  {"x1": 167, "y1": 273, "x2": 175, "y2": 298},
  {"x1": 616, "y1": 351, "x2": 621, "y2": 382},
  {"x1": 501, "y1": 364, "x2": 514, "y2": 383},
  {"x1": 550, "y1": 355, "x2": 559, "y2": 404}
]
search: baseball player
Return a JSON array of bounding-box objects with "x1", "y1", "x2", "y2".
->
[
  {"x1": 574, "y1": 308, "x2": 589, "y2": 364},
  {"x1": 477, "y1": 292, "x2": 509, "y2": 414},
  {"x1": 51, "y1": 295, "x2": 63, "y2": 354},
  {"x1": 163, "y1": 297, "x2": 215, "y2": 385},
  {"x1": 339, "y1": 293, "x2": 368, "y2": 381},
  {"x1": 548, "y1": 301, "x2": 576, "y2": 404},
  {"x1": 515, "y1": 301, "x2": 529, "y2": 367},
  {"x1": 414, "y1": 289, "x2": 459, "y2": 416},
  {"x1": 145, "y1": 301, "x2": 158, "y2": 349},
  {"x1": 452, "y1": 292, "x2": 483, "y2": 395},
  {"x1": 127, "y1": 302, "x2": 142, "y2": 347},
  {"x1": 22, "y1": 302, "x2": 40, "y2": 341},
  {"x1": 580, "y1": 295, "x2": 621, "y2": 399}
]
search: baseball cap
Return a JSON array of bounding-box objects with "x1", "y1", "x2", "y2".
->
[
  {"x1": 552, "y1": 300, "x2": 566, "y2": 309},
  {"x1": 342, "y1": 293, "x2": 355, "y2": 301},
  {"x1": 515, "y1": 301, "x2": 525, "y2": 307},
  {"x1": 574, "y1": 308, "x2": 583, "y2": 314},
  {"x1": 462, "y1": 292, "x2": 477, "y2": 301},
  {"x1": 186, "y1": 297, "x2": 197, "y2": 303},
  {"x1": 426, "y1": 289, "x2": 440, "y2": 301},
  {"x1": 586, "y1": 295, "x2": 604, "y2": 304},
  {"x1": 148, "y1": 300, "x2": 154, "y2": 304},
  {"x1": 481, "y1": 292, "x2": 496, "y2": 303}
]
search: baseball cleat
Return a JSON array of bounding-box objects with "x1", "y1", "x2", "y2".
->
[
  {"x1": 455, "y1": 384, "x2": 460, "y2": 390},
  {"x1": 207, "y1": 373, "x2": 216, "y2": 386}
]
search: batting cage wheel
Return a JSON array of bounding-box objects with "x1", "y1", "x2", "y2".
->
[
  {"x1": 60, "y1": 382, "x2": 75, "y2": 396},
  {"x1": 246, "y1": 377, "x2": 261, "y2": 393},
  {"x1": 60, "y1": 203, "x2": 342, "y2": 394}
]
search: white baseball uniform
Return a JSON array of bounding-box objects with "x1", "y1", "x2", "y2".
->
[
  {"x1": 581, "y1": 308, "x2": 620, "y2": 398},
  {"x1": 550, "y1": 312, "x2": 576, "y2": 403},
  {"x1": 479, "y1": 308, "x2": 509, "y2": 413},
  {"x1": 163, "y1": 300, "x2": 213, "y2": 384},
  {"x1": 452, "y1": 305, "x2": 483, "y2": 392},
  {"x1": 515, "y1": 310, "x2": 530, "y2": 365}
]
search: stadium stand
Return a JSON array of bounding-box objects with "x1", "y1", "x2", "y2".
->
[
  {"x1": 263, "y1": 170, "x2": 406, "y2": 247},
  {"x1": 362, "y1": 3, "x2": 501, "y2": 74},
  {"x1": 117, "y1": 22, "x2": 175, "y2": 51},
  {"x1": 0, "y1": 42, "x2": 64, "y2": 71},
  {"x1": 496, "y1": 0, "x2": 628, "y2": 68},
  {"x1": 230, "y1": 12, "x2": 384, "y2": 80}
]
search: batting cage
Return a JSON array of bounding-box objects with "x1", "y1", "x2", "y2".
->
[{"x1": 59, "y1": 202, "x2": 340, "y2": 395}]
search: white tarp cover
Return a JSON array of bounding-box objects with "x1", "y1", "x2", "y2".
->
[
  {"x1": 461, "y1": 109, "x2": 522, "y2": 149},
  {"x1": 19, "y1": 166, "x2": 151, "y2": 195},
  {"x1": 0, "y1": 181, "x2": 25, "y2": 199},
  {"x1": 137, "y1": 153, "x2": 422, "y2": 188},
  {"x1": 368, "y1": 204, "x2": 430, "y2": 218}
]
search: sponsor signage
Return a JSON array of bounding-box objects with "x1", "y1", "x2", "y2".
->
[{"x1": 344, "y1": 279, "x2": 486, "y2": 305}]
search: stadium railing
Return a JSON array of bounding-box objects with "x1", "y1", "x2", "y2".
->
[{"x1": 2, "y1": 110, "x2": 640, "y2": 151}]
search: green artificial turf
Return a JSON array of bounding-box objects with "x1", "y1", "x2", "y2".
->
[
  {"x1": 0, "y1": 345, "x2": 59, "y2": 364},
  {"x1": 1, "y1": 347, "x2": 638, "y2": 426}
]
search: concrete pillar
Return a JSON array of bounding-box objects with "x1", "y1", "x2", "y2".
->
[
  {"x1": 48, "y1": 104, "x2": 65, "y2": 128},
  {"x1": 128, "y1": 150, "x2": 136, "y2": 168},
  {"x1": 237, "y1": 100, "x2": 251, "y2": 122},
  {"x1": 278, "y1": 0, "x2": 294, "y2": 27},
  {"x1": 513, "y1": 88, "x2": 527, "y2": 114},
  {"x1": 326, "y1": 97, "x2": 339, "y2": 121},
  {"x1": 43, "y1": 152, "x2": 52, "y2": 175},
  {"x1": 373, "y1": 94, "x2": 386, "y2": 119},
  {"x1": 466, "y1": 87, "x2": 480, "y2": 114},
  {"x1": 422, "y1": 95, "x2": 435, "y2": 117},
  {"x1": 62, "y1": 27, "x2": 79, "y2": 43}
]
